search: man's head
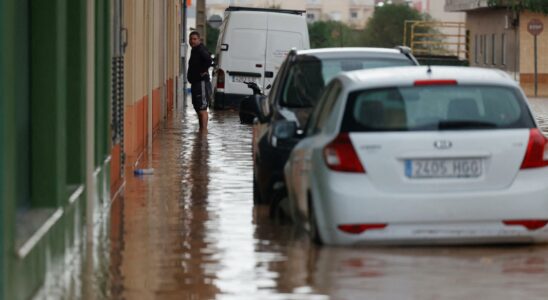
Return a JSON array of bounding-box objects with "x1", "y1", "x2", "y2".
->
[{"x1": 189, "y1": 31, "x2": 201, "y2": 48}]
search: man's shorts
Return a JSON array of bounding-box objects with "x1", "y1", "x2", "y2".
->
[{"x1": 191, "y1": 80, "x2": 212, "y2": 112}]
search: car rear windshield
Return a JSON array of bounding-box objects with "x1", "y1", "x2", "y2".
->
[
  {"x1": 340, "y1": 85, "x2": 535, "y2": 132},
  {"x1": 281, "y1": 56, "x2": 414, "y2": 108}
]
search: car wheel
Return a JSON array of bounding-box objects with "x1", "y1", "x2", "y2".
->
[
  {"x1": 253, "y1": 175, "x2": 262, "y2": 204},
  {"x1": 269, "y1": 187, "x2": 290, "y2": 222},
  {"x1": 308, "y1": 195, "x2": 323, "y2": 245}
]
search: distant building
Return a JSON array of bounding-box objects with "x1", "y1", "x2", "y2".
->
[{"x1": 446, "y1": 0, "x2": 548, "y2": 96}]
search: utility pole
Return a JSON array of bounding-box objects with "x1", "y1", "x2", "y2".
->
[{"x1": 196, "y1": 0, "x2": 206, "y2": 44}]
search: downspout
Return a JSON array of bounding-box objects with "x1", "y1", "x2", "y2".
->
[
  {"x1": 163, "y1": 0, "x2": 167, "y2": 120},
  {"x1": 147, "y1": 0, "x2": 154, "y2": 153},
  {"x1": 85, "y1": 0, "x2": 96, "y2": 245},
  {"x1": 181, "y1": 0, "x2": 188, "y2": 105}
]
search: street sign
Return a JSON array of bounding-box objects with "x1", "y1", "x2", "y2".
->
[
  {"x1": 528, "y1": 19, "x2": 544, "y2": 36},
  {"x1": 208, "y1": 15, "x2": 223, "y2": 29}
]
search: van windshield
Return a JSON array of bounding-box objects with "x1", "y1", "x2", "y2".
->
[{"x1": 281, "y1": 56, "x2": 415, "y2": 108}]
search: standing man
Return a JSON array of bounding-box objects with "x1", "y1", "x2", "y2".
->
[{"x1": 188, "y1": 31, "x2": 212, "y2": 130}]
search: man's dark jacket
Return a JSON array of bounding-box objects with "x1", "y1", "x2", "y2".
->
[{"x1": 188, "y1": 43, "x2": 212, "y2": 84}]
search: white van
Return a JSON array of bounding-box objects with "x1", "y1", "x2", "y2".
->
[{"x1": 211, "y1": 6, "x2": 310, "y2": 109}]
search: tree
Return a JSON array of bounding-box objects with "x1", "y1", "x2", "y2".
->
[
  {"x1": 361, "y1": 4, "x2": 425, "y2": 47},
  {"x1": 487, "y1": 0, "x2": 548, "y2": 14},
  {"x1": 205, "y1": 23, "x2": 219, "y2": 54},
  {"x1": 308, "y1": 20, "x2": 363, "y2": 48}
]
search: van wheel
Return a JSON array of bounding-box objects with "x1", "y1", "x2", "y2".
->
[{"x1": 308, "y1": 195, "x2": 323, "y2": 245}]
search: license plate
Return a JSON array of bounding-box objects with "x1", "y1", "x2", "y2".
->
[
  {"x1": 405, "y1": 158, "x2": 483, "y2": 178},
  {"x1": 232, "y1": 76, "x2": 259, "y2": 83}
]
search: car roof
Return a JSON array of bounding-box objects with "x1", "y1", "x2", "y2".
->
[
  {"x1": 337, "y1": 66, "x2": 519, "y2": 90},
  {"x1": 294, "y1": 47, "x2": 410, "y2": 59}
]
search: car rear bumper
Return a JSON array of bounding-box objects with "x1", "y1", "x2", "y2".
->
[{"x1": 311, "y1": 167, "x2": 548, "y2": 245}]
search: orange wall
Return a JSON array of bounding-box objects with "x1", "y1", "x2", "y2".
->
[
  {"x1": 110, "y1": 144, "x2": 123, "y2": 198},
  {"x1": 124, "y1": 95, "x2": 147, "y2": 164}
]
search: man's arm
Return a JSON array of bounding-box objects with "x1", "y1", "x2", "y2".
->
[{"x1": 199, "y1": 46, "x2": 212, "y2": 72}]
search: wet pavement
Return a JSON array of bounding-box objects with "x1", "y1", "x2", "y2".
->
[{"x1": 102, "y1": 98, "x2": 548, "y2": 300}]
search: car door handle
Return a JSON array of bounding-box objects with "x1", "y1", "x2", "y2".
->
[{"x1": 265, "y1": 71, "x2": 274, "y2": 78}]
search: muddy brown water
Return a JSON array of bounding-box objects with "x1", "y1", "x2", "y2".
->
[
  {"x1": 104, "y1": 101, "x2": 548, "y2": 300},
  {"x1": 36, "y1": 99, "x2": 548, "y2": 300}
]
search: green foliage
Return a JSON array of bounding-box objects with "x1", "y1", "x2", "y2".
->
[
  {"x1": 487, "y1": 0, "x2": 548, "y2": 14},
  {"x1": 308, "y1": 20, "x2": 363, "y2": 48},
  {"x1": 205, "y1": 23, "x2": 219, "y2": 53},
  {"x1": 362, "y1": 4, "x2": 424, "y2": 47}
]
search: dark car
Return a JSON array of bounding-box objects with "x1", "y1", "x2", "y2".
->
[{"x1": 247, "y1": 47, "x2": 419, "y2": 214}]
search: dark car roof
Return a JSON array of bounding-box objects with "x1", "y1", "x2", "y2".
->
[{"x1": 293, "y1": 47, "x2": 417, "y2": 62}]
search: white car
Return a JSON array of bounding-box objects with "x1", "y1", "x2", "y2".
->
[{"x1": 283, "y1": 66, "x2": 548, "y2": 246}]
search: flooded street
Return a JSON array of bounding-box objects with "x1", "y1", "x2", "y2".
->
[{"x1": 106, "y1": 99, "x2": 548, "y2": 300}]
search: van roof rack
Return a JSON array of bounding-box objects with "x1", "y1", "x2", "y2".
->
[{"x1": 226, "y1": 6, "x2": 306, "y2": 15}]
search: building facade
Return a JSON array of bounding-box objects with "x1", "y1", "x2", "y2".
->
[
  {"x1": 0, "y1": 0, "x2": 182, "y2": 299},
  {"x1": 446, "y1": 0, "x2": 548, "y2": 96}
]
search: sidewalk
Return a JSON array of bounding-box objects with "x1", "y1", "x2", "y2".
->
[{"x1": 527, "y1": 97, "x2": 548, "y2": 133}]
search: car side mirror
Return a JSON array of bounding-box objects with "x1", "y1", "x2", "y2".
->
[
  {"x1": 254, "y1": 95, "x2": 270, "y2": 123},
  {"x1": 270, "y1": 120, "x2": 299, "y2": 148}
]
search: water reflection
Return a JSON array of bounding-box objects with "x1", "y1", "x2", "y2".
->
[
  {"x1": 304, "y1": 246, "x2": 548, "y2": 300},
  {"x1": 102, "y1": 100, "x2": 548, "y2": 300},
  {"x1": 34, "y1": 99, "x2": 548, "y2": 299}
]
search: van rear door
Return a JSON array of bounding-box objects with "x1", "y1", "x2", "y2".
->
[
  {"x1": 224, "y1": 12, "x2": 267, "y2": 96},
  {"x1": 265, "y1": 13, "x2": 308, "y2": 94}
]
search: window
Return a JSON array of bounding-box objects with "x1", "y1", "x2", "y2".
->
[
  {"x1": 491, "y1": 34, "x2": 496, "y2": 65},
  {"x1": 350, "y1": 10, "x2": 358, "y2": 19},
  {"x1": 501, "y1": 33, "x2": 507, "y2": 65},
  {"x1": 306, "y1": 80, "x2": 342, "y2": 136},
  {"x1": 307, "y1": 13, "x2": 315, "y2": 21},
  {"x1": 329, "y1": 11, "x2": 341, "y2": 21}
]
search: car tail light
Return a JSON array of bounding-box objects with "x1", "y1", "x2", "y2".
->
[
  {"x1": 216, "y1": 69, "x2": 225, "y2": 89},
  {"x1": 338, "y1": 224, "x2": 387, "y2": 234},
  {"x1": 520, "y1": 128, "x2": 548, "y2": 169},
  {"x1": 414, "y1": 79, "x2": 457, "y2": 86},
  {"x1": 323, "y1": 133, "x2": 365, "y2": 173},
  {"x1": 503, "y1": 220, "x2": 548, "y2": 231}
]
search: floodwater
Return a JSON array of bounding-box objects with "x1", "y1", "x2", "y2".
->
[{"x1": 99, "y1": 99, "x2": 548, "y2": 300}]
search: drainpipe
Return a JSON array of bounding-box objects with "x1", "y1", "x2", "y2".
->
[
  {"x1": 148, "y1": 0, "x2": 154, "y2": 153},
  {"x1": 85, "y1": 0, "x2": 96, "y2": 245},
  {"x1": 181, "y1": 0, "x2": 188, "y2": 105},
  {"x1": 163, "y1": 0, "x2": 167, "y2": 120}
]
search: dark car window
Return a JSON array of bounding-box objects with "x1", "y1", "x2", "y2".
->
[
  {"x1": 281, "y1": 55, "x2": 415, "y2": 108},
  {"x1": 340, "y1": 85, "x2": 535, "y2": 132},
  {"x1": 307, "y1": 80, "x2": 342, "y2": 135}
]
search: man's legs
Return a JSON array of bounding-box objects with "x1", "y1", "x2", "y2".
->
[
  {"x1": 198, "y1": 110, "x2": 208, "y2": 129},
  {"x1": 191, "y1": 80, "x2": 211, "y2": 130}
]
